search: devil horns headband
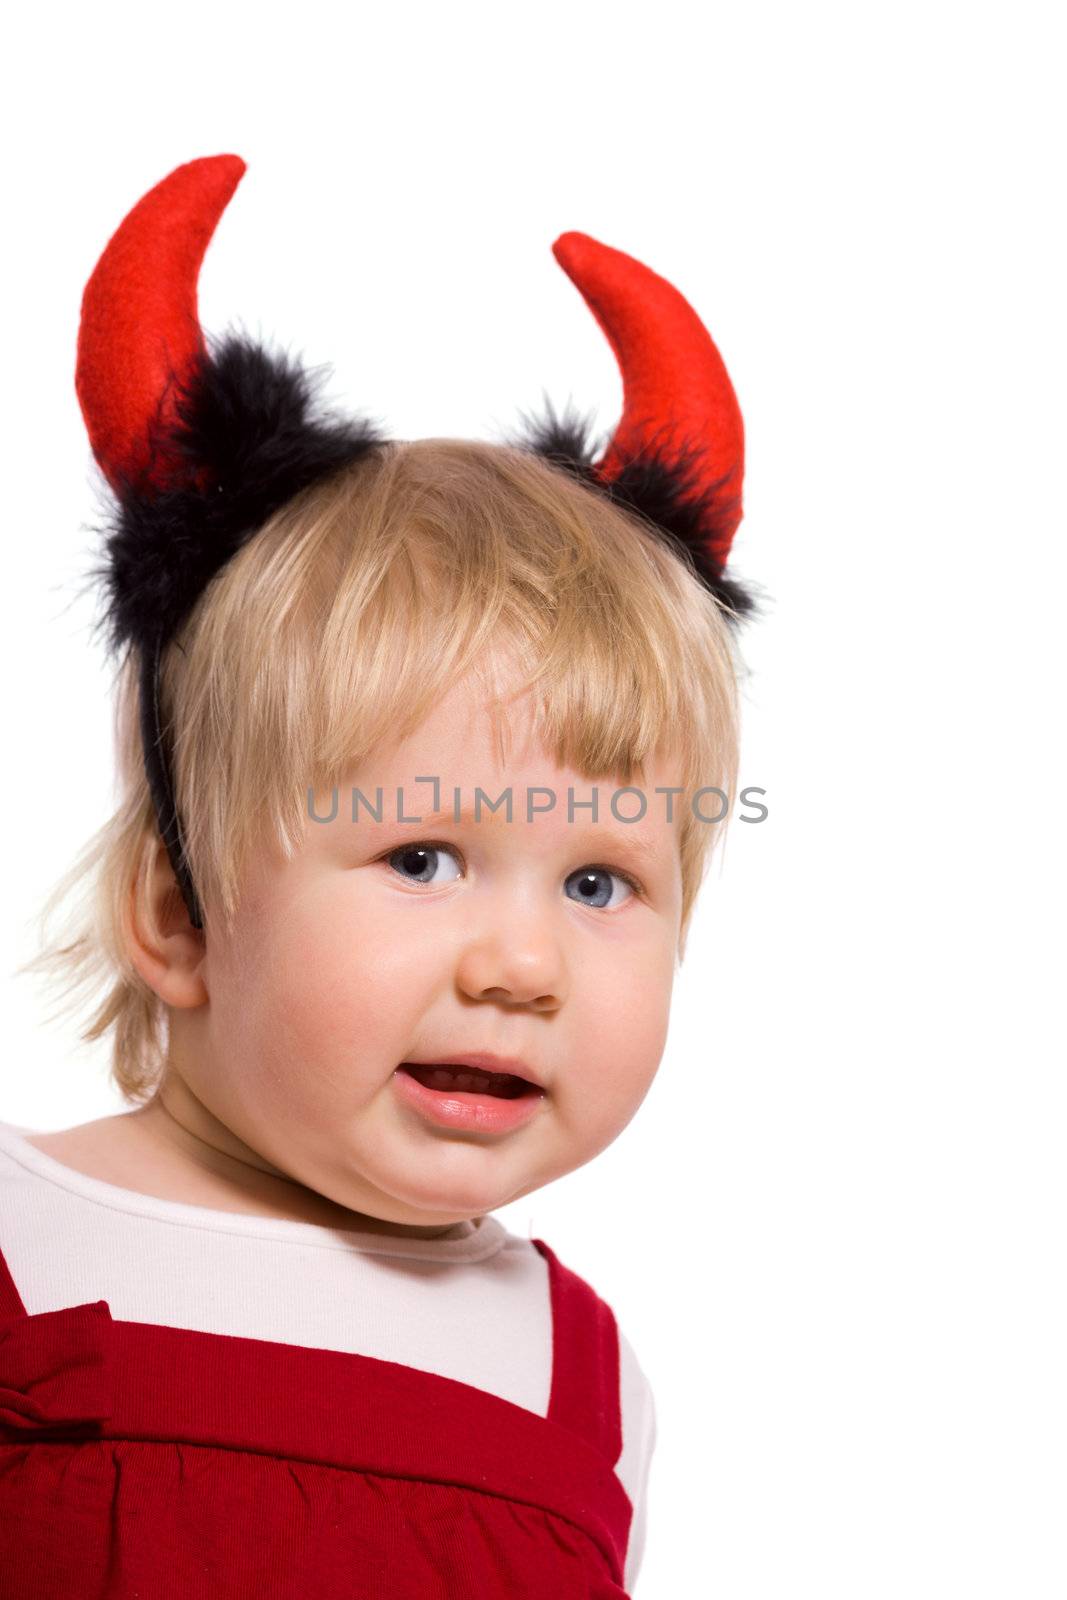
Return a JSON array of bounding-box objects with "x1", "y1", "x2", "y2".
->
[{"x1": 75, "y1": 153, "x2": 753, "y2": 931}]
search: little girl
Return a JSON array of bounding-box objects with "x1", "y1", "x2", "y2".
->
[{"x1": 0, "y1": 155, "x2": 755, "y2": 1598}]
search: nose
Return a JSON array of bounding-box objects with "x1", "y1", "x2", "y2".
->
[{"x1": 454, "y1": 919, "x2": 567, "y2": 1011}]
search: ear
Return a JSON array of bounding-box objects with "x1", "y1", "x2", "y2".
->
[{"x1": 126, "y1": 834, "x2": 208, "y2": 1008}]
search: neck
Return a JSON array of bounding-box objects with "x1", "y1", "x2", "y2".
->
[{"x1": 124, "y1": 1081, "x2": 468, "y2": 1241}]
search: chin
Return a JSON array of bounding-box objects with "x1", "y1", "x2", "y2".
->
[{"x1": 373, "y1": 1160, "x2": 514, "y2": 1224}]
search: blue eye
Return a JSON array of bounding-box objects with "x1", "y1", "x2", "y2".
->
[
  {"x1": 385, "y1": 843, "x2": 463, "y2": 885},
  {"x1": 564, "y1": 866, "x2": 636, "y2": 911},
  {"x1": 382, "y1": 843, "x2": 641, "y2": 909}
]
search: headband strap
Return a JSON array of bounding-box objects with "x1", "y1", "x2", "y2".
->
[{"x1": 138, "y1": 634, "x2": 203, "y2": 930}]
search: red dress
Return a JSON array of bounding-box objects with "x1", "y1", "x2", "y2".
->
[{"x1": 0, "y1": 1230, "x2": 633, "y2": 1597}]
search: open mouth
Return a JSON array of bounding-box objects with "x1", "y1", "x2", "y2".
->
[{"x1": 398, "y1": 1063, "x2": 539, "y2": 1101}]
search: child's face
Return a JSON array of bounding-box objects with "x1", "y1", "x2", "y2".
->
[{"x1": 178, "y1": 664, "x2": 685, "y2": 1228}]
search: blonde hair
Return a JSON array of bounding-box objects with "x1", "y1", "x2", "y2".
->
[{"x1": 20, "y1": 438, "x2": 742, "y2": 1104}]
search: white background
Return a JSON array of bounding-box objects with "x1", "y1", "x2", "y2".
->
[{"x1": 2, "y1": 4, "x2": 1063, "y2": 1595}]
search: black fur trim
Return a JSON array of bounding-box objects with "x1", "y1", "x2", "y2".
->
[
  {"x1": 509, "y1": 394, "x2": 757, "y2": 625},
  {"x1": 88, "y1": 331, "x2": 388, "y2": 658}
]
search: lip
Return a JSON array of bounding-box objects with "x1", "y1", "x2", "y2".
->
[
  {"x1": 402, "y1": 1053, "x2": 546, "y2": 1090},
  {"x1": 393, "y1": 1058, "x2": 546, "y2": 1136}
]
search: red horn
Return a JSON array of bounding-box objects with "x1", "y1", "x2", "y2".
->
[
  {"x1": 75, "y1": 154, "x2": 247, "y2": 495},
  {"x1": 550, "y1": 231, "x2": 745, "y2": 566}
]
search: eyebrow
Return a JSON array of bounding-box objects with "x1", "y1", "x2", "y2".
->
[{"x1": 411, "y1": 803, "x2": 667, "y2": 860}]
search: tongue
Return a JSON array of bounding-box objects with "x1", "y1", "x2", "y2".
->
[{"x1": 402, "y1": 1064, "x2": 531, "y2": 1100}]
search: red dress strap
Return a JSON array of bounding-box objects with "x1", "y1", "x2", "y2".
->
[
  {"x1": 0, "y1": 1227, "x2": 624, "y2": 1469},
  {"x1": 531, "y1": 1237, "x2": 623, "y2": 1467},
  {"x1": 0, "y1": 1239, "x2": 26, "y2": 1319}
]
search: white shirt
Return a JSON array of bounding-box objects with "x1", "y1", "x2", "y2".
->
[{"x1": 0, "y1": 1117, "x2": 655, "y2": 1592}]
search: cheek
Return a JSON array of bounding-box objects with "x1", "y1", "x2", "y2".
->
[
  {"x1": 210, "y1": 881, "x2": 446, "y2": 1101},
  {"x1": 563, "y1": 936, "x2": 675, "y2": 1121},
  {"x1": 604, "y1": 986, "x2": 672, "y2": 1095}
]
